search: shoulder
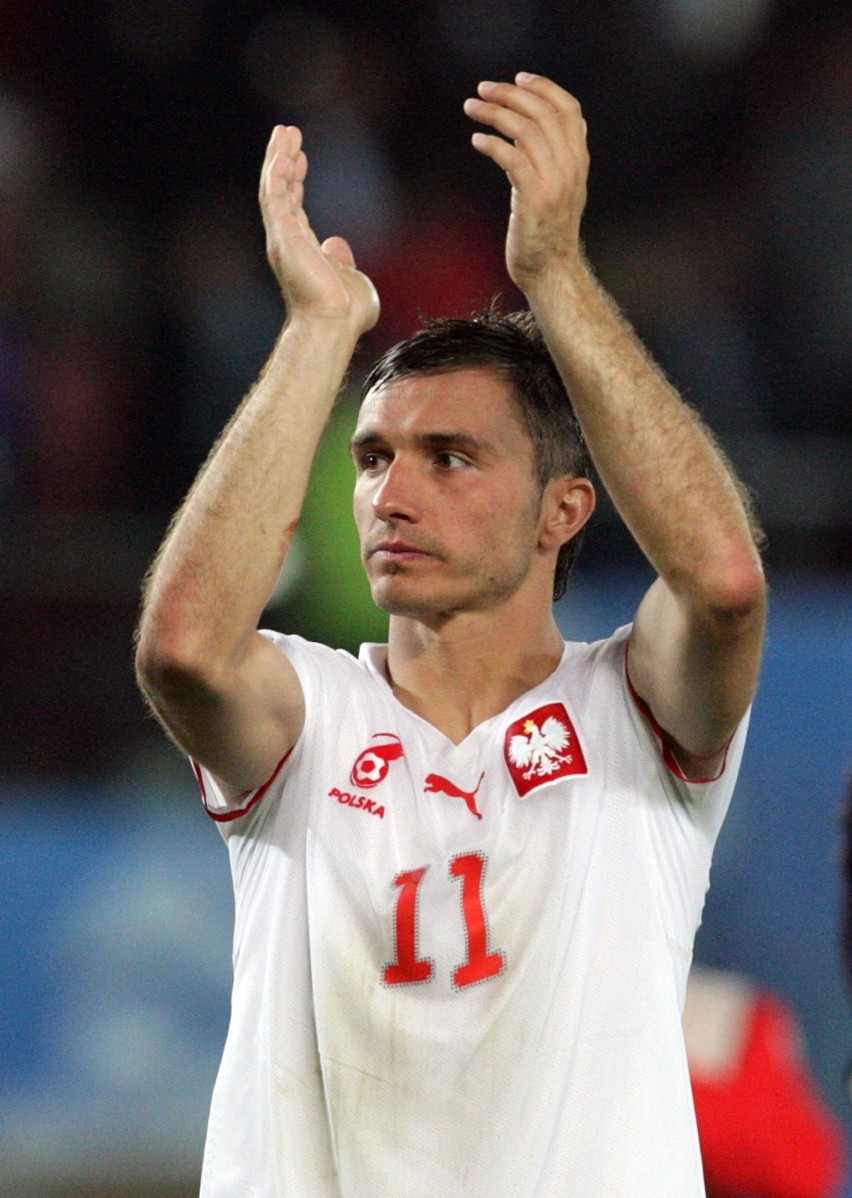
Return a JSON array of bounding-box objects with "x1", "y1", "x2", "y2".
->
[
  {"x1": 198, "y1": 637, "x2": 389, "y2": 829},
  {"x1": 259, "y1": 630, "x2": 374, "y2": 685},
  {"x1": 560, "y1": 624, "x2": 748, "y2": 799},
  {"x1": 562, "y1": 622, "x2": 631, "y2": 662},
  {"x1": 557, "y1": 623, "x2": 632, "y2": 699},
  {"x1": 259, "y1": 633, "x2": 394, "y2": 737}
]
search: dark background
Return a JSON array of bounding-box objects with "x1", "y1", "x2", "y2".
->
[{"x1": 0, "y1": 2, "x2": 849, "y2": 1194}]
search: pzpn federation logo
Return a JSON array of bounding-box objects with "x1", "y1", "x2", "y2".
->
[{"x1": 350, "y1": 732, "x2": 405, "y2": 789}]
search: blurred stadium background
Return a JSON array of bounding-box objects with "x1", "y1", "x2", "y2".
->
[{"x1": 0, "y1": 1, "x2": 849, "y2": 1195}]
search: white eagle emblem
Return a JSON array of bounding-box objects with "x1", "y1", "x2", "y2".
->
[{"x1": 508, "y1": 716, "x2": 573, "y2": 779}]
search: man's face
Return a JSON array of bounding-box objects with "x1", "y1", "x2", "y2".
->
[{"x1": 351, "y1": 368, "x2": 547, "y2": 620}]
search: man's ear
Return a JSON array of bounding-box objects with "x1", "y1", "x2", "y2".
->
[{"x1": 539, "y1": 476, "x2": 596, "y2": 550}]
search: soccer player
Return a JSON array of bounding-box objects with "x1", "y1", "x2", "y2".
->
[{"x1": 136, "y1": 74, "x2": 767, "y2": 1197}]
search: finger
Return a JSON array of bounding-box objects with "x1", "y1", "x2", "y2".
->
[
  {"x1": 262, "y1": 126, "x2": 304, "y2": 184},
  {"x1": 262, "y1": 152, "x2": 296, "y2": 217},
  {"x1": 263, "y1": 124, "x2": 293, "y2": 173},
  {"x1": 284, "y1": 146, "x2": 308, "y2": 209},
  {"x1": 479, "y1": 78, "x2": 561, "y2": 120},
  {"x1": 477, "y1": 78, "x2": 586, "y2": 161},
  {"x1": 464, "y1": 95, "x2": 542, "y2": 144},
  {"x1": 261, "y1": 129, "x2": 308, "y2": 213},
  {"x1": 515, "y1": 73, "x2": 588, "y2": 143},
  {"x1": 287, "y1": 124, "x2": 303, "y2": 155},
  {"x1": 517, "y1": 73, "x2": 588, "y2": 148},
  {"x1": 465, "y1": 96, "x2": 560, "y2": 183},
  {"x1": 514, "y1": 72, "x2": 581, "y2": 118},
  {"x1": 293, "y1": 146, "x2": 308, "y2": 185},
  {"x1": 470, "y1": 131, "x2": 538, "y2": 192}
]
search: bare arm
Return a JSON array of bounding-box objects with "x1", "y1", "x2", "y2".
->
[
  {"x1": 465, "y1": 74, "x2": 766, "y2": 776},
  {"x1": 135, "y1": 125, "x2": 379, "y2": 793}
]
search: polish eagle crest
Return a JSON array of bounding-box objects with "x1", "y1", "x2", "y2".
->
[
  {"x1": 504, "y1": 702, "x2": 588, "y2": 797},
  {"x1": 508, "y1": 715, "x2": 573, "y2": 779}
]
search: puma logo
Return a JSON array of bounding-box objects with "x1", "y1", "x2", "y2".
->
[{"x1": 424, "y1": 772, "x2": 485, "y2": 820}]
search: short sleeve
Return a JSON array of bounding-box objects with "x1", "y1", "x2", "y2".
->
[{"x1": 189, "y1": 631, "x2": 345, "y2": 831}]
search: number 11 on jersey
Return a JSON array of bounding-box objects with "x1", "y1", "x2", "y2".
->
[{"x1": 383, "y1": 852, "x2": 506, "y2": 990}]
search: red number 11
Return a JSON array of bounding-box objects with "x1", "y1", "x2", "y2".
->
[{"x1": 383, "y1": 852, "x2": 506, "y2": 990}]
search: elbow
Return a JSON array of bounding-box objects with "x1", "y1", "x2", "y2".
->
[
  {"x1": 135, "y1": 638, "x2": 184, "y2": 711},
  {"x1": 134, "y1": 617, "x2": 217, "y2": 709},
  {"x1": 135, "y1": 633, "x2": 178, "y2": 700},
  {"x1": 701, "y1": 550, "x2": 767, "y2": 629}
]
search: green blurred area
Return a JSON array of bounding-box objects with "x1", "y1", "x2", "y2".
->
[{"x1": 268, "y1": 385, "x2": 389, "y2": 652}]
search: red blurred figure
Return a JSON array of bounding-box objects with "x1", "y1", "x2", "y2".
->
[
  {"x1": 364, "y1": 192, "x2": 517, "y2": 352},
  {"x1": 685, "y1": 968, "x2": 846, "y2": 1198}
]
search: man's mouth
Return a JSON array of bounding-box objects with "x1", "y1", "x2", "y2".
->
[
  {"x1": 369, "y1": 539, "x2": 438, "y2": 561},
  {"x1": 371, "y1": 541, "x2": 427, "y2": 557}
]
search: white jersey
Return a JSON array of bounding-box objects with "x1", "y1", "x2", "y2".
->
[{"x1": 194, "y1": 624, "x2": 748, "y2": 1198}]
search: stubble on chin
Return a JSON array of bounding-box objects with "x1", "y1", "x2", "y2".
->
[
  {"x1": 369, "y1": 576, "x2": 442, "y2": 619},
  {"x1": 367, "y1": 555, "x2": 535, "y2": 621}
]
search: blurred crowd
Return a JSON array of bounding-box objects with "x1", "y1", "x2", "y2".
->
[{"x1": 0, "y1": 0, "x2": 849, "y2": 775}]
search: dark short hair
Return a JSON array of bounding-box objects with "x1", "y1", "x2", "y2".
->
[{"x1": 360, "y1": 307, "x2": 592, "y2": 600}]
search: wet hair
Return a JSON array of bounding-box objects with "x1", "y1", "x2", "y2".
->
[{"x1": 360, "y1": 307, "x2": 593, "y2": 600}]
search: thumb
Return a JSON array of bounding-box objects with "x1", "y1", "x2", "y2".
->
[{"x1": 321, "y1": 235, "x2": 356, "y2": 269}]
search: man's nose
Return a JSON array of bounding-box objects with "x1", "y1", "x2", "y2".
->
[{"x1": 372, "y1": 459, "x2": 421, "y2": 522}]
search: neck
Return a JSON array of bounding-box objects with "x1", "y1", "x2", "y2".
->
[{"x1": 386, "y1": 603, "x2": 565, "y2": 744}]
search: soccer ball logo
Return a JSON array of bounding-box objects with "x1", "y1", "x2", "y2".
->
[
  {"x1": 353, "y1": 751, "x2": 388, "y2": 787},
  {"x1": 350, "y1": 733, "x2": 404, "y2": 789}
]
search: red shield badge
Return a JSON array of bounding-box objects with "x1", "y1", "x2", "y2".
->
[{"x1": 504, "y1": 703, "x2": 588, "y2": 797}]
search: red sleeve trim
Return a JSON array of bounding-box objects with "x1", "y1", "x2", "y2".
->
[
  {"x1": 624, "y1": 640, "x2": 728, "y2": 785},
  {"x1": 192, "y1": 749, "x2": 293, "y2": 823}
]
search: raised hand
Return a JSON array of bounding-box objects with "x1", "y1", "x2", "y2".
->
[
  {"x1": 463, "y1": 73, "x2": 590, "y2": 293},
  {"x1": 259, "y1": 124, "x2": 380, "y2": 335}
]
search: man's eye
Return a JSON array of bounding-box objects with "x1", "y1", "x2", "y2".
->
[{"x1": 437, "y1": 452, "x2": 467, "y2": 469}]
